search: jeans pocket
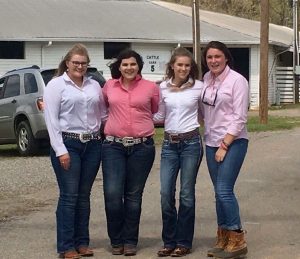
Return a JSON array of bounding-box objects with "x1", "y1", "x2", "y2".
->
[
  {"x1": 142, "y1": 137, "x2": 154, "y2": 148},
  {"x1": 162, "y1": 139, "x2": 170, "y2": 147}
]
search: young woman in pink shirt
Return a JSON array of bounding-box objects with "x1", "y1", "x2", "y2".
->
[
  {"x1": 101, "y1": 49, "x2": 159, "y2": 256},
  {"x1": 201, "y1": 41, "x2": 249, "y2": 259}
]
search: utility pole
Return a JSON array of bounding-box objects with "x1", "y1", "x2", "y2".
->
[
  {"x1": 292, "y1": 0, "x2": 299, "y2": 104},
  {"x1": 192, "y1": 0, "x2": 202, "y2": 79},
  {"x1": 259, "y1": 0, "x2": 269, "y2": 124}
]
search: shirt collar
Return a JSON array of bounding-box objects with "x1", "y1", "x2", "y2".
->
[
  {"x1": 208, "y1": 65, "x2": 230, "y2": 83},
  {"x1": 117, "y1": 74, "x2": 142, "y2": 85},
  {"x1": 63, "y1": 72, "x2": 90, "y2": 86},
  {"x1": 166, "y1": 77, "x2": 194, "y2": 91}
]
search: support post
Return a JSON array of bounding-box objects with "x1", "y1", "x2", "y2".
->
[
  {"x1": 293, "y1": 0, "x2": 299, "y2": 104},
  {"x1": 259, "y1": 0, "x2": 269, "y2": 124},
  {"x1": 192, "y1": 0, "x2": 202, "y2": 79}
]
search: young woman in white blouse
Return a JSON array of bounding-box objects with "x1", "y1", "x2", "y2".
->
[
  {"x1": 154, "y1": 47, "x2": 203, "y2": 257},
  {"x1": 44, "y1": 44, "x2": 107, "y2": 259}
]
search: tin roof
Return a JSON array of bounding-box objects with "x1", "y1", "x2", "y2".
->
[{"x1": 0, "y1": 0, "x2": 293, "y2": 47}]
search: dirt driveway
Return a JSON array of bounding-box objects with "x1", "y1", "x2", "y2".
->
[{"x1": 0, "y1": 110, "x2": 299, "y2": 258}]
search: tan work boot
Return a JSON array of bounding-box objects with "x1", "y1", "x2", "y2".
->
[
  {"x1": 214, "y1": 230, "x2": 248, "y2": 258},
  {"x1": 207, "y1": 228, "x2": 229, "y2": 257}
]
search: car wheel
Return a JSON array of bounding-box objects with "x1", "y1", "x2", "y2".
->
[{"x1": 16, "y1": 121, "x2": 39, "y2": 156}]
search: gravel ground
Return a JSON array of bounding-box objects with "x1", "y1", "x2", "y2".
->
[{"x1": 0, "y1": 149, "x2": 56, "y2": 222}]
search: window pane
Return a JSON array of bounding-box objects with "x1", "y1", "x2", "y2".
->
[
  {"x1": 0, "y1": 78, "x2": 5, "y2": 99},
  {"x1": 3, "y1": 75, "x2": 20, "y2": 98},
  {"x1": 24, "y1": 73, "x2": 38, "y2": 94},
  {"x1": 0, "y1": 41, "x2": 25, "y2": 59},
  {"x1": 104, "y1": 42, "x2": 131, "y2": 59}
]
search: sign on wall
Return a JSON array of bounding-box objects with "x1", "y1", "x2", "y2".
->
[{"x1": 141, "y1": 51, "x2": 170, "y2": 74}]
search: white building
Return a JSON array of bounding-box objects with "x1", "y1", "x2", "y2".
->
[{"x1": 0, "y1": 0, "x2": 295, "y2": 108}]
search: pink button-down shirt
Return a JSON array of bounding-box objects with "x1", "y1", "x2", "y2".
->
[
  {"x1": 103, "y1": 75, "x2": 159, "y2": 137},
  {"x1": 201, "y1": 65, "x2": 249, "y2": 147}
]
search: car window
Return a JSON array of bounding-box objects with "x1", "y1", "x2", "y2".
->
[
  {"x1": 41, "y1": 69, "x2": 56, "y2": 85},
  {"x1": 86, "y1": 69, "x2": 106, "y2": 87},
  {"x1": 0, "y1": 77, "x2": 5, "y2": 99},
  {"x1": 24, "y1": 73, "x2": 38, "y2": 94},
  {"x1": 3, "y1": 74, "x2": 20, "y2": 98}
]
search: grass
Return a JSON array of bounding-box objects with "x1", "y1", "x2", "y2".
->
[
  {"x1": 154, "y1": 114, "x2": 300, "y2": 144},
  {"x1": 247, "y1": 116, "x2": 300, "y2": 131}
]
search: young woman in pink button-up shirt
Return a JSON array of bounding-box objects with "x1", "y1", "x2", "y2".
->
[
  {"x1": 201, "y1": 41, "x2": 249, "y2": 259},
  {"x1": 101, "y1": 49, "x2": 159, "y2": 256}
]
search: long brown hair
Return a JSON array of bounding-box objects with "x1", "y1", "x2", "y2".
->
[
  {"x1": 55, "y1": 43, "x2": 90, "y2": 76},
  {"x1": 166, "y1": 47, "x2": 199, "y2": 81}
]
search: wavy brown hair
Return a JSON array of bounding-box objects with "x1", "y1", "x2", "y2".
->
[{"x1": 165, "y1": 47, "x2": 199, "y2": 81}]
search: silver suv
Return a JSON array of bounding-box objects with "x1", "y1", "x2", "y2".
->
[{"x1": 0, "y1": 65, "x2": 106, "y2": 155}]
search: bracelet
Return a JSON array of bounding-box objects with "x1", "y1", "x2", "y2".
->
[
  {"x1": 222, "y1": 140, "x2": 230, "y2": 148},
  {"x1": 220, "y1": 141, "x2": 228, "y2": 151}
]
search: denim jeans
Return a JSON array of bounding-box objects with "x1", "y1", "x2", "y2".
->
[
  {"x1": 101, "y1": 138, "x2": 155, "y2": 246},
  {"x1": 205, "y1": 138, "x2": 248, "y2": 230},
  {"x1": 50, "y1": 138, "x2": 102, "y2": 253},
  {"x1": 160, "y1": 135, "x2": 203, "y2": 249}
]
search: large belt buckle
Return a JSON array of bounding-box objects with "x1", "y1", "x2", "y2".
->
[
  {"x1": 122, "y1": 137, "x2": 135, "y2": 147},
  {"x1": 79, "y1": 132, "x2": 91, "y2": 143},
  {"x1": 169, "y1": 134, "x2": 180, "y2": 144}
]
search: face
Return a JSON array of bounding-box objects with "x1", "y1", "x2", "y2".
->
[
  {"x1": 66, "y1": 54, "x2": 88, "y2": 80},
  {"x1": 119, "y1": 57, "x2": 139, "y2": 82},
  {"x1": 172, "y1": 56, "x2": 191, "y2": 82},
  {"x1": 206, "y1": 48, "x2": 228, "y2": 77}
]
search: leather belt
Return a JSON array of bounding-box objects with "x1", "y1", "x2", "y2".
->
[
  {"x1": 106, "y1": 135, "x2": 150, "y2": 147},
  {"x1": 164, "y1": 128, "x2": 199, "y2": 143},
  {"x1": 62, "y1": 131, "x2": 101, "y2": 143}
]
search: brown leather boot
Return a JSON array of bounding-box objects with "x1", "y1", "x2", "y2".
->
[
  {"x1": 214, "y1": 230, "x2": 248, "y2": 258},
  {"x1": 207, "y1": 228, "x2": 229, "y2": 257}
]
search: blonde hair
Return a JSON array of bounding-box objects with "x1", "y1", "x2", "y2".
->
[{"x1": 56, "y1": 43, "x2": 90, "y2": 76}]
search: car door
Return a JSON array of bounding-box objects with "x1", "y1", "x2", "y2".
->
[{"x1": 0, "y1": 74, "x2": 21, "y2": 140}]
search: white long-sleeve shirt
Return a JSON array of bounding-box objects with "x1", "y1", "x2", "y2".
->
[
  {"x1": 44, "y1": 72, "x2": 107, "y2": 156},
  {"x1": 153, "y1": 78, "x2": 203, "y2": 134}
]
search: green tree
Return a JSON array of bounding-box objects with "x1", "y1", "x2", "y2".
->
[{"x1": 163, "y1": 0, "x2": 295, "y2": 28}]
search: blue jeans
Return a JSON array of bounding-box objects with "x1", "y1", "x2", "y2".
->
[
  {"x1": 206, "y1": 138, "x2": 248, "y2": 230},
  {"x1": 50, "y1": 138, "x2": 102, "y2": 253},
  {"x1": 101, "y1": 138, "x2": 155, "y2": 246},
  {"x1": 160, "y1": 135, "x2": 203, "y2": 249}
]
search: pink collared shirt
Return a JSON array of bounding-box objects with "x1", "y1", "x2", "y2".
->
[
  {"x1": 201, "y1": 65, "x2": 249, "y2": 147},
  {"x1": 103, "y1": 75, "x2": 159, "y2": 137}
]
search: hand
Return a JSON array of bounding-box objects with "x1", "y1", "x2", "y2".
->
[
  {"x1": 215, "y1": 147, "x2": 227, "y2": 162},
  {"x1": 59, "y1": 153, "x2": 70, "y2": 170}
]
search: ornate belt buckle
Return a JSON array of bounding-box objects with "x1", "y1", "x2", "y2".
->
[
  {"x1": 122, "y1": 137, "x2": 134, "y2": 147},
  {"x1": 169, "y1": 134, "x2": 180, "y2": 143},
  {"x1": 79, "y1": 132, "x2": 90, "y2": 143}
]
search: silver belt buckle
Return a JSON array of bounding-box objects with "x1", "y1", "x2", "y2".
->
[
  {"x1": 122, "y1": 137, "x2": 135, "y2": 147},
  {"x1": 79, "y1": 132, "x2": 90, "y2": 143}
]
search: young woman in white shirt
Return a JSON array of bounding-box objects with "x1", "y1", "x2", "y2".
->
[
  {"x1": 154, "y1": 47, "x2": 203, "y2": 257},
  {"x1": 44, "y1": 44, "x2": 107, "y2": 259}
]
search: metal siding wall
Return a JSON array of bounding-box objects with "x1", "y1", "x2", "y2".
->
[
  {"x1": 249, "y1": 45, "x2": 259, "y2": 109},
  {"x1": 275, "y1": 67, "x2": 299, "y2": 103},
  {"x1": 268, "y1": 48, "x2": 276, "y2": 104},
  {"x1": 0, "y1": 42, "x2": 41, "y2": 76}
]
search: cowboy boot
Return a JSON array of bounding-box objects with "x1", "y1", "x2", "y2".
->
[
  {"x1": 207, "y1": 227, "x2": 229, "y2": 257},
  {"x1": 214, "y1": 230, "x2": 248, "y2": 258}
]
